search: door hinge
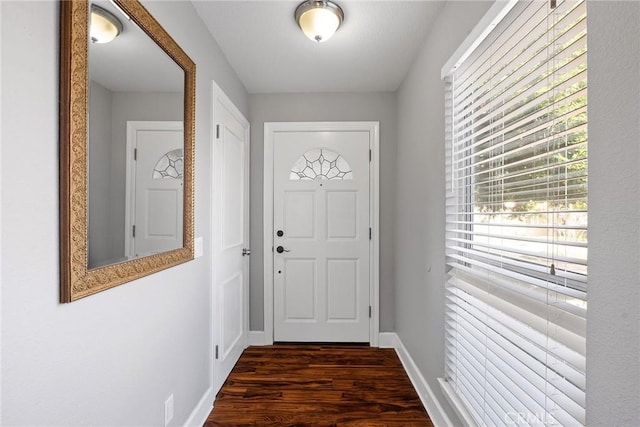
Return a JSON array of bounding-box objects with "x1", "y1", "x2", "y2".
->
[
  {"x1": 215, "y1": 345, "x2": 219, "y2": 360},
  {"x1": 369, "y1": 306, "x2": 372, "y2": 318},
  {"x1": 216, "y1": 124, "x2": 220, "y2": 139},
  {"x1": 369, "y1": 227, "x2": 372, "y2": 240},
  {"x1": 132, "y1": 225, "x2": 136, "y2": 238},
  {"x1": 369, "y1": 149, "x2": 372, "y2": 162},
  {"x1": 134, "y1": 148, "x2": 137, "y2": 161}
]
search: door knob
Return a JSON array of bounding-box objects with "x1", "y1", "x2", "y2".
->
[
  {"x1": 242, "y1": 248, "x2": 251, "y2": 256},
  {"x1": 276, "y1": 246, "x2": 290, "y2": 254}
]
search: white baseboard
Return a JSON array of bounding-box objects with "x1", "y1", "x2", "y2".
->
[
  {"x1": 183, "y1": 386, "x2": 214, "y2": 427},
  {"x1": 378, "y1": 332, "x2": 400, "y2": 348},
  {"x1": 379, "y1": 332, "x2": 453, "y2": 427},
  {"x1": 249, "y1": 330, "x2": 267, "y2": 346}
]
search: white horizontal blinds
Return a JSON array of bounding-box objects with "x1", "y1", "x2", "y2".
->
[{"x1": 444, "y1": 0, "x2": 587, "y2": 426}]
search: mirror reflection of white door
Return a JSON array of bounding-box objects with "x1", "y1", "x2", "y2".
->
[
  {"x1": 273, "y1": 130, "x2": 371, "y2": 342},
  {"x1": 212, "y1": 84, "x2": 250, "y2": 395},
  {"x1": 125, "y1": 121, "x2": 183, "y2": 258}
]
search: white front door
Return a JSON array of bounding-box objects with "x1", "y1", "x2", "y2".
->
[
  {"x1": 212, "y1": 84, "x2": 250, "y2": 395},
  {"x1": 126, "y1": 121, "x2": 183, "y2": 259},
  {"x1": 273, "y1": 130, "x2": 371, "y2": 342}
]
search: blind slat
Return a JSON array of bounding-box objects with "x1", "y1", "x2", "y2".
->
[{"x1": 446, "y1": 290, "x2": 587, "y2": 389}]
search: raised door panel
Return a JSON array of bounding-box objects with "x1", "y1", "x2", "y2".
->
[
  {"x1": 284, "y1": 259, "x2": 316, "y2": 321},
  {"x1": 222, "y1": 129, "x2": 244, "y2": 250},
  {"x1": 284, "y1": 191, "x2": 316, "y2": 239},
  {"x1": 221, "y1": 273, "x2": 243, "y2": 359},
  {"x1": 327, "y1": 259, "x2": 358, "y2": 320},
  {"x1": 326, "y1": 191, "x2": 358, "y2": 239},
  {"x1": 146, "y1": 189, "x2": 179, "y2": 237}
]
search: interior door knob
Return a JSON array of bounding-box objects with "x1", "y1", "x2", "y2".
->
[{"x1": 276, "y1": 246, "x2": 290, "y2": 254}]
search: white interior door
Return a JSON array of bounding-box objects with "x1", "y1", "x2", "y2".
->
[
  {"x1": 126, "y1": 121, "x2": 183, "y2": 258},
  {"x1": 273, "y1": 130, "x2": 371, "y2": 342},
  {"x1": 212, "y1": 85, "x2": 250, "y2": 395}
]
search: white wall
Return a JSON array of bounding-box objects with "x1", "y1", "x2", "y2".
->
[
  {"x1": 248, "y1": 92, "x2": 397, "y2": 332},
  {"x1": 586, "y1": 2, "x2": 640, "y2": 425},
  {"x1": 0, "y1": 1, "x2": 247, "y2": 425},
  {"x1": 396, "y1": 1, "x2": 640, "y2": 426}
]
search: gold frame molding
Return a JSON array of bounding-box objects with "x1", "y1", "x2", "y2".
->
[{"x1": 59, "y1": 0, "x2": 196, "y2": 302}]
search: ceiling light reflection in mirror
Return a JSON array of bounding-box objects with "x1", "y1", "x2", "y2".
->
[{"x1": 90, "y1": 5, "x2": 122, "y2": 44}]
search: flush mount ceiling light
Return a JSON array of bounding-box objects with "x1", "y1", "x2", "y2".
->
[
  {"x1": 90, "y1": 5, "x2": 123, "y2": 44},
  {"x1": 295, "y1": 0, "x2": 344, "y2": 43}
]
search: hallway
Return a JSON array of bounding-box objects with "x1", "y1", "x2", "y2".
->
[
  {"x1": 1, "y1": 1, "x2": 638, "y2": 425},
  {"x1": 206, "y1": 345, "x2": 433, "y2": 426}
]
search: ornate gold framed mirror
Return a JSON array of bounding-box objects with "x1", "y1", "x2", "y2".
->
[{"x1": 59, "y1": 0, "x2": 195, "y2": 302}]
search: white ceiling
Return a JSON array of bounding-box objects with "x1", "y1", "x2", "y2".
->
[
  {"x1": 90, "y1": 0, "x2": 183, "y2": 93},
  {"x1": 193, "y1": 1, "x2": 444, "y2": 94}
]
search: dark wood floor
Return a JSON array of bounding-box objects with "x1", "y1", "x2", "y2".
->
[{"x1": 205, "y1": 345, "x2": 434, "y2": 426}]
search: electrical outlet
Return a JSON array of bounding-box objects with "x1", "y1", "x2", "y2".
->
[{"x1": 164, "y1": 394, "x2": 174, "y2": 426}]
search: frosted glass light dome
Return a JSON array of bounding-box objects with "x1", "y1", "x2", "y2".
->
[
  {"x1": 90, "y1": 5, "x2": 123, "y2": 44},
  {"x1": 295, "y1": 1, "x2": 344, "y2": 43}
]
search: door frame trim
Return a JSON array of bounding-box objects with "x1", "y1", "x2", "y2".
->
[
  {"x1": 263, "y1": 121, "x2": 380, "y2": 346},
  {"x1": 210, "y1": 81, "x2": 251, "y2": 395}
]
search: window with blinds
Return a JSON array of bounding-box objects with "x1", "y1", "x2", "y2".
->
[{"x1": 443, "y1": 0, "x2": 587, "y2": 425}]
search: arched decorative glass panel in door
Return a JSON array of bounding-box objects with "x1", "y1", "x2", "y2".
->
[
  {"x1": 290, "y1": 148, "x2": 353, "y2": 180},
  {"x1": 153, "y1": 148, "x2": 184, "y2": 179}
]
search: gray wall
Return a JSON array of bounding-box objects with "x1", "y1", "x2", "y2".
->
[
  {"x1": 89, "y1": 81, "x2": 115, "y2": 267},
  {"x1": 394, "y1": 2, "x2": 493, "y2": 424},
  {"x1": 0, "y1": 0, "x2": 247, "y2": 425},
  {"x1": 248, "y1": 93, "x2": 397, "y2": 332},
  {"x1": 395, "y1": 1, "x2": 640, "y2": 426}
]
